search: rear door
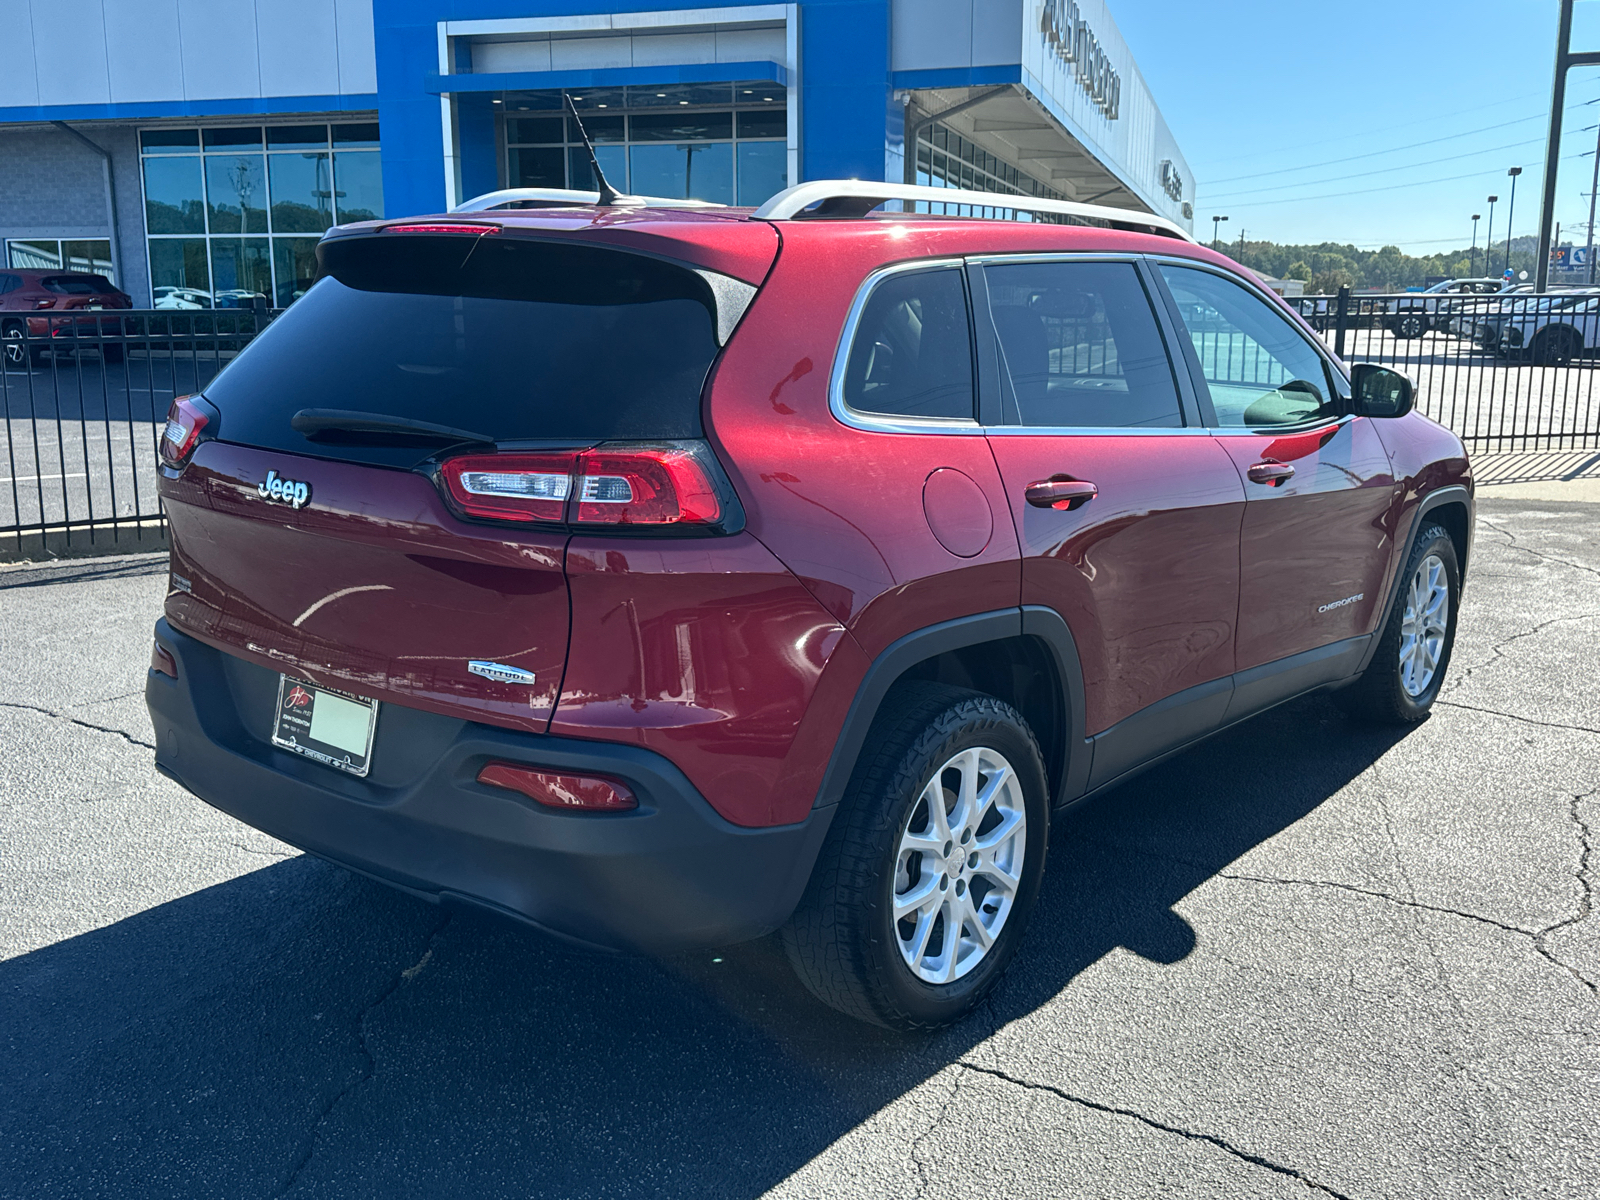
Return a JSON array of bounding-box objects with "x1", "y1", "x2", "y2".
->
[
  {"x1": 975, "y1": 256, "x2": 1247, "y2": 791},
  {"x1": 162, "y1": 231, "x2": 735, "y2": 733},
  {"x1": 1153, "y1": 261, "x2": 1399, "y2": 702}
]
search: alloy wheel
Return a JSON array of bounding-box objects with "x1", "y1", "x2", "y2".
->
[
  {"x1": 1399, "y1": 553, "x2": 1449, "y2": 697},
  {"x1": 892, "y1": 746, "x2": 1027, "y2": 984},
  {"x1": 2, "y1": 330, "x2": 23, "y2": 367}
]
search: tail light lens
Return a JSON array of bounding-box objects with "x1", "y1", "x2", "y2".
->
[
  {"x1": 477, "y1": 762, "x2": 637, "y2": 811},
  {"x1": 437, "y1": 441, "x2": 738, "y2": 533},
  {"x1": 575, "y1": 446, "x2": 721, "y2": 526},
  {"x1": 160, "y1": 395, "x2": 216, "y2": 468},
  {"x1": 440, "y1": 452, "x2": 573, "y2": 522}
]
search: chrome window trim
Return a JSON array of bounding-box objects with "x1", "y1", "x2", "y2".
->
[
  {"x1": 829, "y1": 251, "x2": 1350, "y2": 439},
  {"x1": 983, "y1": 425, "x2": 1212, "y2": 437},
  {"x1": 828, "y1": 257, "x2": 987, "y2": 436},
  {"x1": 1202, "y1": 413, "x2": 1357, "y2": 439},
  {"x1": 965, "y1": 251, "x2": 1147, "y2": 267}
]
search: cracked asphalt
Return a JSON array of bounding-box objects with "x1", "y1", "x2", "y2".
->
[{"x1": 1, "y1": 497, "x2": 1596, "y2": 1199}]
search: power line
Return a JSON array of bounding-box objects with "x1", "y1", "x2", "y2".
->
[
  {"x1": 1200, "y1": 87, "x2": 1552, "y2": 169},
  {"x1": 1204, "y1": 94, "x2": 1600, "y2": 187},
  {"x1": 1204, "y1": 115, "x2": 1545, "y2": 185},
  {"x1": 1204, "y1": 136, "x2": 1545, "y2": 201},
  {"x1": 1220, "y1": 151, "x2": 1586, "y2": 209}
]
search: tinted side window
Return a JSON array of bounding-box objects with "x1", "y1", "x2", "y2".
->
[
  {"x1": 1160, "y1": 265, "x2": 1339, "y2": 428},
  {"x1": 843, "y1": 267, "x2": 975, "y2": 420},
  {"x1": 0, "y1": 275, "x2": 19, "y2": 295},
  {"x1": 985, "y1": 260, "x2": 1183, "y2": 429}
]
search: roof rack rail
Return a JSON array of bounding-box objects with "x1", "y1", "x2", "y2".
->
[
  {"x1": 750, "y1": 180, "x2": 1194, "y2": 242},
  {"x1": 453, "y1": 188, "x2": 727, "y2": 213}
]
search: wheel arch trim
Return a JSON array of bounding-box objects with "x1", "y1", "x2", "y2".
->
[
  {"x1": 812, "y1": 607, "x2": 1090, "y2": 811},
  {"x1": 1355, "y1": 483, "x2": 1472, "y2": 676}
]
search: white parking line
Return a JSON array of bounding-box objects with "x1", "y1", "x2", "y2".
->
[{"x1": 0, "y1": 472, "x2": 90, "y2": 483}]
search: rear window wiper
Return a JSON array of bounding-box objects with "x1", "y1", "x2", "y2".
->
[{"x1": 290, "y1": 408, "x2": 494, "y2": 447}]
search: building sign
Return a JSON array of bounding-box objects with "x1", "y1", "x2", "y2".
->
[
  {"x1": 1039, "y1": 0, "x2": 1122, "y2": 120},
  {"x1": 1159, "y1": 159, "x2": 1184, "y2": 203}
]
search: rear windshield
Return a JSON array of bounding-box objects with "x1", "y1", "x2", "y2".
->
[
  {"x1": 203, "y1": 234, "x2": 721, "y2": 468},
  {"x1": 43, "y1": 275, "x2": 116, "y2": 294}
]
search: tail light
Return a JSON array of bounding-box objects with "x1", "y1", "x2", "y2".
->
[
  {"x1": 477, "y1": 762, "x2": 637, "y2": 811},
  {"x1": 437, "y1": 441, "x2": 740, "y2": 534},
  {"x1": 574, "y1": 446, "x2": 721, "y2": 525},
  {"x1": 160, "y1": 395, "x2": 217, "y2": 468},
  {"x1": 440, "y1": 452, "x2": 573, "y2": 522}
]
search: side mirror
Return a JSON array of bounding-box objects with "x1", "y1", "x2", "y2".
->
[{"x1": 1350, "y1": 363, "x2": 1414, "y2": 418}]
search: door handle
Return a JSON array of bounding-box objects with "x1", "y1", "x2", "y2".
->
[
  {"x1": 1025, "y1": 478, "x2": 1098, "y2": 510},
  {"x1": 1247, "y1": 459, "x2": 1295, "y2": 486}
]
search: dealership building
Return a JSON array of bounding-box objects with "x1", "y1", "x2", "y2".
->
[{"x1": 0, "y1": 0, "x2": 1193, "y2": 307}]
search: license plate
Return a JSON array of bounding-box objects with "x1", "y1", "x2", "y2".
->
[{"x1": 271, "y1": 676, "x2": 378, "y2": 777}]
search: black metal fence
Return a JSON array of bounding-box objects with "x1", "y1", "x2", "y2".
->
[
  {"x1": 5, "y1": 288, "x2": 1600, "y2": 556},
  {"x1": 2, "y1": 310, "x2": 275, "y2": 556},
  {"x1": 1291, "y1": 287, "x2": 1600, "y2": 453}
]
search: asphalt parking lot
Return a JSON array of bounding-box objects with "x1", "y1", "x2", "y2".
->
[{"x1": 1, "y1": 497, "x2": 1596, "y2": 1199}]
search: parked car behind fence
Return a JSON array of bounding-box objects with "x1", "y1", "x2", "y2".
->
[{"x1": 1, "y1": 269, "x2": 132, "y2": 366}]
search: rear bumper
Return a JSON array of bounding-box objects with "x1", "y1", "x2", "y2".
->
[{"x1": 146, "y1": 619, "x2": 833, "y2": 953}]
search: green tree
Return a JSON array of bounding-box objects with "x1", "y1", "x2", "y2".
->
[
  {"x1": 1312, "y1": 267, "x2": 1355, "y2": 295},
  {"x1": 1285, "y1": 260, "x2": 1312, "y2": 283}
]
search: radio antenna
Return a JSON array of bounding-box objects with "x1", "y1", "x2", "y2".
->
[{"x1": 565, "y1": 94, "x2": 623, "y2": 207}]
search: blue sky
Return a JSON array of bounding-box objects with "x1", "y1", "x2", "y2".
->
[{"x1": 1115, "y1": 0, "x2": 1600, "y2": 253}]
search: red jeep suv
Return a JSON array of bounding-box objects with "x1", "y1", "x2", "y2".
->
[{"x1": 145, "y1": 181, "x2": 1471, "y2": 1030}]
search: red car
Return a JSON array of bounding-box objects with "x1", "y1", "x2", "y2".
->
[
  {"x1": 145, "y1": 182, "x2": 1471, "y2": 1030},
  {"x1": 0, "y1": 268, "x2": 132, "y2": 366}
]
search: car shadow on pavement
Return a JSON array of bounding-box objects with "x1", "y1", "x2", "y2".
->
[{"x1": 0, "y1": 693, "x2": 1411, "y2": 1199}]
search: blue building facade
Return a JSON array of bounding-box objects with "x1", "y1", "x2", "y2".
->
[{"x1": 0, "y1": 1, "x2": 1191, "y2": 307}]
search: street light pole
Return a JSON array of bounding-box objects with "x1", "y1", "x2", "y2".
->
[
  {"x1": 1504, "y1": 166, "x2": 1523, "y2": 279},
  {"x1": 1485, "y1": 195, "x2": 1498, "y2": 281},
  {"x1": 1212, "y1": 214, "x2": 1228, "y2": 252},
  {"x1": 1471, "y1": 213, "x2": 1481, "y2": 276}
]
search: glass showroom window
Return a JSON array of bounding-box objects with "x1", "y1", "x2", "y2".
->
[
  {"x1": 910, "y1": 123, "x2": 1077, "y2": 224},
  {"x1": 140, "y1": 122, "x2": 382, "y2": 308},
  {"x1": 502, "y1": 83, "x2": 788, "y2": 207},
  {"x1": 4, "y1": 239, "x2": 117, "y2": 283}
]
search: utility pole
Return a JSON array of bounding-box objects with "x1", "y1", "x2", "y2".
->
[
  {"x1": 1504, "y1": 166, "x2": 1523, "y2": 279},
  {"x1": 1471, "y1": 213, "x2": 1481, "y2": 276},
  {"x1": 1211, "y1": 214, "x2": 1228, "y2": 251},
  {"x1": 1237, "y1": 228, "x2": 1245, "y2": 263},
  {"x1": 1587, "y1": 120, "x2": 1600, "y2": 284},
  {"x1": 1535, "y1": 0, "x2": 1600, "y2": 292}
]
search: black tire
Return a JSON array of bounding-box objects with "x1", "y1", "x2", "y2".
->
[
  {"x1": 782, "y1": 682, "x2": 1050, "y2": 1031},
  {"x1": 1393, "y1": 313, "x2": 1426, "y2": 339},
  {"x1": 1531, "y1": 326, "x2": 1580, "y2": 366},
  {"x1": 1336, "y1": 523, "x2": 1460, "y2": 724}
]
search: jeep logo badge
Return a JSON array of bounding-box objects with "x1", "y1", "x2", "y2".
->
[{"x1": 258, "y1": 469, "x2": 311, "y2": 509}]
